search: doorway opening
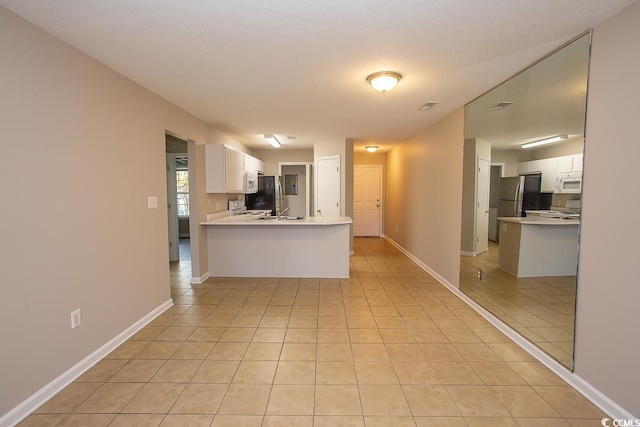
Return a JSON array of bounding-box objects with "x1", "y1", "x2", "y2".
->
[
  {"x1": 279, "y1": 162, "x2": 313, "y2": 217},
  {"x1": 166, "y1": 134, "x2": 192, "y2": 286}
]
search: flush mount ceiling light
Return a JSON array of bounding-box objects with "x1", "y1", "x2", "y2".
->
[
  {"x1": 521, "y1": 134, "x2": 568, "y2": 149},
  {"x1": 365, "y1": 146, "x2": 378, "y2": 153},
  {"x1": 367, "y1": 71, "x2": 402, "y2": 93},
  {"x1": 264, "y1": 134, "x2": 281, "y2": 148}
]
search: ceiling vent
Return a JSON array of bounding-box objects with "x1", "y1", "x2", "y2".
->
[
  {"x1": 419, "y1": 102, "x2": 438, "y2": 111},
  {"x1": 488, "y1": 101, "x2": 513, "y2": 111}
]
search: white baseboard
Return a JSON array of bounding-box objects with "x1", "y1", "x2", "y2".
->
[
  {"x1": 460, "y1": 250, "x2": 477, "y2": 257},
  {"x1": 0, "y1": 299, "x2": 174, "y2": 427},
  {"x1": 383, "y1": 235, "x2": 634, "y2": 420},
  {"x1": 190, "y1": 272, "x2": 210, "y2": 285}
]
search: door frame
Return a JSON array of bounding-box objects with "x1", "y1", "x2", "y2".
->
[
  {"x1": 166, "y1": 153, "x2": 180, "y2": 262},
  {"x1": 475, "y1": 156, "x2": 490, "y2": 255},
  {"x1": 279, "y1": 162, "x2": 313, "y2": 218},
  {"x1": 353, "y1": 164, "x2": 383, "y2": 237}
]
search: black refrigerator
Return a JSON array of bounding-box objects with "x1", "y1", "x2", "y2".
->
[
  {"x1": 245, "y1": 175, "x2": 282, "y2": 216},
  {"x1": 498, "y1": 173, "x2": 552, "y2": 218}
]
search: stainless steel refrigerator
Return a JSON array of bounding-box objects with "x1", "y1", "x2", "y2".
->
[
  {"x1": 498, "y1": 173, "x2": 552, "y2": 218},
  {"x1": 245, "y1": 175, "x2": 283, "y2": 216}
]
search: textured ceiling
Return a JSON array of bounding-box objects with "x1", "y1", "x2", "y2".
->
[{"x1": 0, "y1": 0, "x2": 635, "y2": 151}]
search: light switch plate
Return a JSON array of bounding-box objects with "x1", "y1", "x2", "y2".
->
[{"x1": 148, "y1": 196, "x2": 158, "y2": 209}]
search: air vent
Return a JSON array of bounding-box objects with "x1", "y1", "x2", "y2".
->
[
  {"x1": 488, "y1": 102, "x2": 513, "y2": 111},
  {"x1": 419, "y1": 102, "x2": 438, "y2": 111}
]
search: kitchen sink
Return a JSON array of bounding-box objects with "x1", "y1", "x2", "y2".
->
[{"x1": 256, "y1": 216, "x2": 304, "y2": 221}]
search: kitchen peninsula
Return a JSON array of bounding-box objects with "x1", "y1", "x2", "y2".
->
[
  {"x1": 201, "y1": 214, "x2": 352, "y2": 278},
  {"x1": 498, "y1": 216, "x2": 579, "y2": 277}
]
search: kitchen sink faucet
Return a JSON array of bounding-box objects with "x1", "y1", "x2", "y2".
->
[{"x1": 277, "y1": 207, "x2": 289, "y2": 220}]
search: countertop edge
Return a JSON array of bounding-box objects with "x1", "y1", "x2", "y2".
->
[
  {"x1": 498, "y1": 216, "x2": 580, "y2": 226},
  {"x1": 201, "y1": 216, "x2": 353, "y2": 226}
]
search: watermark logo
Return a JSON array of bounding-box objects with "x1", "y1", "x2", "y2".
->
[{"x1": 602, "y1": 418, "x2": 640, "y2": 427}]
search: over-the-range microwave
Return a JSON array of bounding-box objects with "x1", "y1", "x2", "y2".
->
[{"x1": 556, "y1": 173, "x2": 582, "y2": 193}]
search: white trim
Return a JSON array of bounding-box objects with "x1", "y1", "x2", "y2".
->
[
  {"x1": 190, "y1": 272, "x2": 210, "y2": 285},
  {"x1": 0, "y1": 299, "x2": 173, "y2": 427},
  {"x1": 349, "y1": 250, "x2": 355, "y2": 256},
  {"x1": 460, "y1": 250, "x2": 477, "y2": 257},
  {"x1": 383, "y1": 235, "x2": 634, "y2": 420}
]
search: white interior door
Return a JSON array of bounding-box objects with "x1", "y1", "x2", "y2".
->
[
  {"x1": 166, "y1": 154, "x2": 179, "y2": 262},
  {"x1": 354, "y1": 165, "x2": 382, "y2": 236},
  {"x1": 476, "y1": 157, "x2": 490, "y2": 254},
  {"x1": 315, "y1": 156, "x2": 340, "y2": 217}
]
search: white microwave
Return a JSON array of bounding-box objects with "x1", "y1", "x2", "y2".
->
[
  {"x1": 556, "y1": 174, "x2": 582, "y2": 193},
  {"x1": 243, "y1": 171, "x2": 258, "y2": 194}
]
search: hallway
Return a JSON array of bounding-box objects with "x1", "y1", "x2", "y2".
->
[{"x1": 20, "y1": 238, "x2": 605, "y2": 426}]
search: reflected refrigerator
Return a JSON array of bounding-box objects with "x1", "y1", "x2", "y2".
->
[
  {"x1": 245, "y1": 175, "x2": 282, "y2": 216},
  {"x1": 497, "y1": 173, "x2": 552, "y2": 218}
]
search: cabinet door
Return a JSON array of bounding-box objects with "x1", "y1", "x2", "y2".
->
[
  {"x1": 572, "y1": 154, "x2": 583, "y2": 172},
  {"x1": 225, "y1": 148, "x2": 244, "y2": 192},
  {"x1": 557, "y1": 156, "x2": 573, "y2": 174},
  {"x1": 243, "y1": 154, "x2": 259, "y2": 175},
  {"x1": 205, "y1": 145, "x2": 226, "y2": 193},
  {"x1": 539, "y1": 158, "x2": 559, "y2": 192}
]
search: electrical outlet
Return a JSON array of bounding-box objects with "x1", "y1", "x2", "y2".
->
[{"x1": 70, "y1": 309, "x2": 81, "y2": 329}]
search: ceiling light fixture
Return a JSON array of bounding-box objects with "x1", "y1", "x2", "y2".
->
[
  {"x1": 521, "y1": 134, "x2": 568, "y2": 149},
  {"x1": 365, "y1": 146, "x2": 378, "y2": 153},
  {"x1": 264, "y1": 134, "x2": 281, "y2": 148},
  {"x1": 367, "y1": 71, "x2": 402, "y2": 93}
]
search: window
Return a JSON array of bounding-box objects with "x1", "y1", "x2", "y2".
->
[{"x1": 176, "y1": 169, "x2": 189, "y2": 216}]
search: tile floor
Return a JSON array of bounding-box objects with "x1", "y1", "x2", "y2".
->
[
  {"x1": 459, "y1": 242, "x2": 576, "y2": 368},
  {"x1": 20, "y1": 238, "x2": 604, "y2": 426}
]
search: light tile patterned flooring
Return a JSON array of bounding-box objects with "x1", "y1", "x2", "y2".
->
[
  {"x1": 460, "y1": 242, "x2": 576, "y2": 368},
  {"x1": 20, "y1": 238, "x2": 604, "y2": 426}
]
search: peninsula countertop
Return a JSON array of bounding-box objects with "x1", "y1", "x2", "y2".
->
[
  {"x1": 201, "y1": 215, "x2": 352, "y2": 226},
  {"x1": 497, "y1": 216, "x2": 580, "y2": 226}
]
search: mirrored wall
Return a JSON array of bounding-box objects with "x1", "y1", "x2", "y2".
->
[{"x1": 459, "y1": 33, "x2": 591, "y2": 370}]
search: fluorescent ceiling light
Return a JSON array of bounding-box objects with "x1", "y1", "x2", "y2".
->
[
  {"x1": 264, "y1": 134, "x2": 281, "y2": 148},
  {"x1": 367, "y1": 71, "x2": 401, "y2": 93},
  {"x1": 521, "y1": 134, "x2": 568, "y2": 149},
  {"x1": 365, "y1": 146, "x2": 378, "y2": 153}
]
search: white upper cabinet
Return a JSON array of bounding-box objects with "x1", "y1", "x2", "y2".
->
[
  {"x1": 206, "y1": 145, "x2": 251, "y2": 193},
  {"x1": 557, "y1": 154, "x2": 583, "y2": 175},
  {"x1": 517, "y1": 159, "x2": 541, "y2": 175},
  {"x1": 539, "y1": 158, "x2": 559, "y2": 192},
  {"x1": 518, "y1": 153, "x2": 583, "y2": 193}
]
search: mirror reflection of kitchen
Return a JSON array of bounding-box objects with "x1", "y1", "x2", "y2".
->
[{"x1": 459, "y1": 32, "x2": 591, "y2": 371}]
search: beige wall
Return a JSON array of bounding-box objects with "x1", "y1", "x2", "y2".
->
[
  {"x1": 0, "y1": 6, "x2": 212, "y2": 417},
  {"x1": 490, "y1": 149, "x2": 530, "y2": 177},
  {"x1": 354, "y1": 151, "x2": 386, "y2": 166},
  {"x1": 252, "y1": 149, "x2": 314, "y2": 176},
  {"x1": 574, "y1": 1, "x2": 640, "y2": 417},
  {"x1": 528, "y1": 138, "x2": 583, "y2": 160},
  {"x1": 385, "y1": 109, "x2": 464, "y2": 286}
]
